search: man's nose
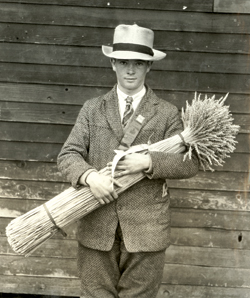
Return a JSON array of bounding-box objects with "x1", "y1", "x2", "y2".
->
[{"x1": 127, "y1": 63, "x2": 135, "y2": 74}]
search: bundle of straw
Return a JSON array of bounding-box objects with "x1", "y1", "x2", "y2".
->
[{"x1": 6, "y1": 93, "x2": 240, "y2": 256}]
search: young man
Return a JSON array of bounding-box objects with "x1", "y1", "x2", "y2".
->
[{"x1": 57, "y1": 24, "x2": 199, "y2": 298}]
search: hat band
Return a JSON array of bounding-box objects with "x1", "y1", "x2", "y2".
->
[{"x1": 113, "y1": 43, "x2": 154, "y2": 56}]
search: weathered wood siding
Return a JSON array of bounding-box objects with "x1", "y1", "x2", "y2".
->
[{"x1": 0, "y1": 1, "x2": 249, "y2": 297}]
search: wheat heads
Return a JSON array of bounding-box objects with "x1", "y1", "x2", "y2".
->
[{"x1": 181, "y1": 93, "x2": 240, "y2": 171}]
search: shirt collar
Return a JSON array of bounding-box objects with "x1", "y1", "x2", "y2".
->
[{"x1": 117, "y1": 85, "x2": 146, "y2": 102}]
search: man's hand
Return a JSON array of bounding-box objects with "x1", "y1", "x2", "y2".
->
[
  {"x1": 82, "y1": 171, "x2": 122, "y2": 205},
  {"x1": 107, "y1": 153, "x2": 151, "y2": 177}
]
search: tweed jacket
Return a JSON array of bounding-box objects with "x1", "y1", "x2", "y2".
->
[{"x1": 57, "y1": 85, "x2": 199, "y2": 252}]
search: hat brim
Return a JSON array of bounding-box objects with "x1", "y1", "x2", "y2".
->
[{"x1": 102, "y1": 45, "x2": 166, "y2": 61}]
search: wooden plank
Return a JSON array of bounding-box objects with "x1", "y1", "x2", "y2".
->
[
  {"x1": 149, "y1": 71, "x2": 250, "y2": 95},
  {"x1": 158, "y1": 31, "x2": 250, "y2": 55},
  {"x1": 1, "y1": 23, "x2": 249, "y2": 55},
  {"x1": 10, "y1": 188, "x2": 250, "y2": 227},
  {"x1": 0, "y1": 102, "x2": 247, "y2": 131},
  {"x1": 171, "y1": 208, "x2": 250, "y2": 231},
  {"x1": 0, "y1": 180, "x2": 250, "y2": 211},
  {"x1": 1, "y1": 236, "x2": 248, "y2": 268},
  {"x1": 163, "y1": 51, "x2": 250, "y2": 74},
  {"x1": 0, "y1": 134, "x2": 249, "y2": 172},
  {"x1": 0, "y1": 122, "x2": 248, "y2": 166},
  {"x1": 164, "y1": 245, "x2": 250, "y2": 268},
  {"x1": 2, "y1": 43, "x2": 250, "y2": 75},
  {"x1": 0, "y1": 121, "x2": 72, "y2": 143},
  {"x1": 0, "y1": 172, "x2": 248, "y2": 200},
  {"x1": 214, "y1": 0, "x2": 250, "y2": 14},
  {"x1": 0, "y1": 127, "x2": 247, "y2": 170},
  {"x1": 0, "y1": 255, "x2": 78, "y2": 278},
  {"x1": 233, "y1": 114, "x2": 250, "y2": 133},
  {"x1": 0, "y1": 133, "x2": 248, "y2": 166},
  {"x1": 1, "y1": 197, "x2": 250, "y2": 231},
  {"x1": 0, "y1": 198, "x2": 47, "y2": 218},
  {"x1": 0, "y1": 275, "x2": 80, "y2": 296},
  {"x1": 0, "y1": 106, "x2": 248, "y2": 139},
  {"x1": 1, "y1": 63, "x2": 250, "y2": 94},
  {"x1": 219, "y1": 94, "x2": 250, "y2": 114},
  {"x1": 0, "y1": 43, "x2": 112, "y2": 68},
  {"x1": 170, "y1": 188, "x2": 250, "y2": 212},
  {"x1": 0, "y1": 63, "x2": 117, "y2": 87},
  {"x1": 0, "y1": 236, "x2": 78, "y2": 257},
  {"x1": 0, "y1": 155, "x2": 248, "y2": 211},
  {"x1": 0, "y1": 101, "x2": 81, "y2": 125},
  {"x1": 1, "y1": 217, "x2": 249, "y2": 249},
  {"x1": 0, "y1": 160, "x2": 64, "y2": 181},
  {"x1": 0, "y1": 161, "x2": 249, "y2": 211},
  {"x1": 0, "y1": 153, "x2": 247, "y2": 185},
  {"x1": 0, "y1": 0, "x2": 213, "y2": 12},
  {"x1": 158, "y1": 285, "x2": 250, "y2": 298},
  {"x1": 168, "y1": 170, "x2": 249, "y2": 192},
  {"x1": 237, "y1": 133, "x2": 250, "y2": 153},
  {"x1": 0, "y1": 179, "x2": 69, "y2": 200},
  {"x1": 0, "y1": 83, "x2": 248, "y2": 115},
  {"x1": 2, "y1": 234, "x2": 250, "y2": 271},
  {"x1": 0, "y1": 108, "x2": 248, "y2": 138},
  {"x1": 170, "y1": 228, "x2": 250, "y2": 249},
  {"x1": 0, "y1": 4, "x2": 249, "y2": 34},
  {"x1": 1, "y1": 275, "x2": 250, "y2": 298},
  {"x1": 0, "y1": 171, "x2": 248, "y2": 200},
  {"x1": 0, "y1": 82, "x2": 108, "y2": 104},
  {"x1": 0, "y1": 140, "x2": 62, "y2": 162},
  {"x1": 2, "y1": 235, "x2": 250, "y2": 270},
  {"x1": 1, "y1": 254, "x2": 250, "y2": 288},
  {"x1": 213, "y1": 153, "x2": 250, "y2": 172},
  {"x1": 163, "y1": 264, "x2": 250, "y2": 288},
  {"x1": 1, "y1": 253, "x2": 249, "y2": 297},
  {"x1": 0, "y1": 22, "x2": 112, "y2": 47},
  {"x1": 0, "y1": 148, "x2": 248, "y2": 178}
]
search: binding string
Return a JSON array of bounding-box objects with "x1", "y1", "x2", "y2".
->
[
  {"x1": 43, "y1": 203, "x2": 67, "y2": 237},
  {"x1": 178, "y1": 133, "x2": 187, "y2": 147}
]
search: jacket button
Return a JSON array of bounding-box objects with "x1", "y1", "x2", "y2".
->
[{"x1": 117, "y1": 205, "x2": 122, "y2": 211}]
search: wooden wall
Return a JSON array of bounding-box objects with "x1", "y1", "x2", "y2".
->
[{"x1": 0, "y1": 1, "x2": 249, "y2": 297}]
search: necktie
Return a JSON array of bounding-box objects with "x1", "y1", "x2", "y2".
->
[{"x1": 122, "y1": 96, "x2": 134, "y2": 128}]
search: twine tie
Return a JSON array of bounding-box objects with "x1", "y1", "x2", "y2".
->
[{"x1": 122, "y1": 96, "x2": 134, "y2": 127}]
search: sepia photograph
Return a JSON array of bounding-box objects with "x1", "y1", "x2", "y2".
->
[{"x1": 0, "y1": 1, "x2": 249, "y2": 297}]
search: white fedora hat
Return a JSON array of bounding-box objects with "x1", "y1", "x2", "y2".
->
[{"x1": 102, "y1": 24, "x2": 166, "y2": 61}]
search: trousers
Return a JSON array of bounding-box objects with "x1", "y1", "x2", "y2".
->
[{"x1": 77, "y1": 223, "x2": 166, "y2": 298}]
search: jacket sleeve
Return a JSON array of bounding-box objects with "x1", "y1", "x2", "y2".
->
[
  {"x1": 57, "y1": 102, "x2": 95, "y2": 188},
  {"x1": 148, "y1": 106, "x2": 199, "y2": 180}
]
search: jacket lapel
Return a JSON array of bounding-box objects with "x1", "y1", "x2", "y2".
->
[
  {"x1": 134, "y1": 87, "x2": 159, "y2": 126},
  {"x1": 103, "y1": 86, "x2": 160, "y2": 145},
  {"x1": 103, "y1": 86, "x2": 124, "y2": 142}
]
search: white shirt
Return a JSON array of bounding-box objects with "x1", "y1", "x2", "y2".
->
[{"x1": 117, "y1": 85, "x2": 146, "y2": 120}]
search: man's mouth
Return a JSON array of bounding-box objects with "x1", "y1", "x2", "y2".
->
[{"x1": 125, "y1": 78, "x2": 136, "y2": 82}]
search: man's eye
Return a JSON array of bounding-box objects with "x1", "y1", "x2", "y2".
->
[
  {"x1": 120, "y1": 61, "x2": 127, "y2": 65},
  {"x1": 136, "y1": 62, "x2": 144, "y2": 67}
]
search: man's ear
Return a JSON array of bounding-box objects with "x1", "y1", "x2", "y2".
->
[
  {"x1": 110, "y1": 58, "x2": 116, "y2": 72},
  {"x1": 146, "y1": 61, "x2": 153, "y2": 73}
]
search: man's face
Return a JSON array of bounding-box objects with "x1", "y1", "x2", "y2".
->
[{"x1": 111, "y1": 59, "x2": 152, "y2": 95}]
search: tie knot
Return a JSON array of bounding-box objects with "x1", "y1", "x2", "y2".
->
[{"x1": 125, "y1": 96, "x2": 133, "y2": 105}]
